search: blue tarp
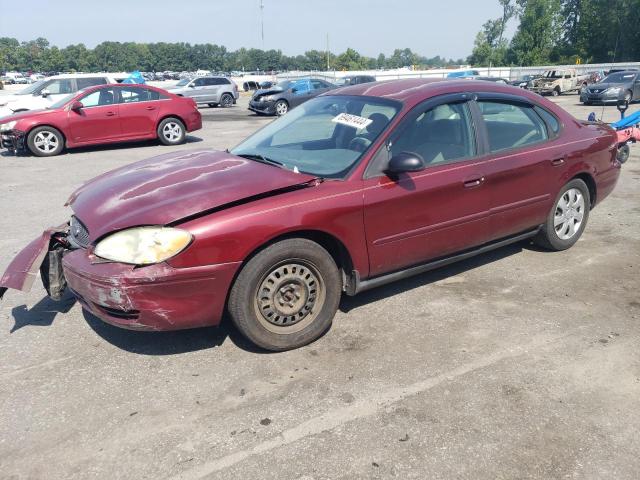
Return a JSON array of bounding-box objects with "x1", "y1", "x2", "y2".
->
[
  {"x1": 122, "y1": 71, "x2": 146, "y2": 84},
  {"x1": 611, "y1": 109, "x2": 640, "y2": 129}
]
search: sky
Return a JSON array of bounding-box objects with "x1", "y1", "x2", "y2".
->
[{"x1": 0, "y1": 0, "x2": 514, "y2": 59}]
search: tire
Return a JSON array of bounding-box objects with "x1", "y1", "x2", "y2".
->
[
  {"x1": 27, "y1": 126, "x2": 64, "y2": 157},
  {"x1": 157, "y1": 117, "x2": 186, "y2": 146},
  {"x1": 534, "y1": 179, "x2": 590, "y2": 251},
  {"x1": 208, "y1": 103, "x2": 217, "y2": 108},
  {"x1": 220, "y1": 93, "x2": 233, "y2": 108},
  {"x1": 275, "y1": 100, "x2": 289, "y2": 116},
  {"x1": 552, "y1": 88, "x2": 560, "y2": 97},
  {"x1": 624, "y1": 90, "x2": 632, "y2": 103},
  {"x1": 617, "y1": 144, "x2": 630, "y2": 164},
  {"x1": 228, "y1": 238, "x2": 341, "y2": 351}
]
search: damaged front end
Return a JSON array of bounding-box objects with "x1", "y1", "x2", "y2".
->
[{"x1": 0, "y1": 224, "x2": 70, "y2": 301}]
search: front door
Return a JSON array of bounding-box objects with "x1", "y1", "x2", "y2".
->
[
  {"x1": 67, "y1": 87, "x2": 120, "y2": 144},
  {"x1": 362, "y1": 96, "x2": 491, "y2": 276},
  {"x1": 289, "y1": 79, "x2": 312, "y2": 108}
]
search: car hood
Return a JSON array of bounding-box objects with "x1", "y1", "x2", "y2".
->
[
  {"x1": 253, "y1": 87, "x2": 284, "y2": 98},
  {"x1": 0, "y1": 94, "x2": 19, "y2": 106},
  {"x1": 66, "y1": 149, "x2": 316, "y2": 241},
  {"x1": 588, "y1": 82, "x2": 625, "y2": 91},
  {"x1": 1, "y1": 107, "x2": 59, "y2": 123}
]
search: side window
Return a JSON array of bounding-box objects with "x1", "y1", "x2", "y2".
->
[
  {"x1": 77, "y1": 77, "x2": 107, "y2": 89},
  {"x1": 311, "y1": 80, "x2": 327, "y2": 90},
  {"x1": 479, "y1": 101, "x2": 548, "y2": 152},
  {"x1": 390, "y1": 102, "x2": 476, "y2": 165},
  {"x1": 79, "y1": 88, "x2": 115, "y2": 107},
  {"x1": 45, "y1": 79, "x2": 73, "y2": 94},
  {"x1": 292, "y1": 80, "x2": 310, "y2": 93},
  {"x1": 118, "y1": 86, "x2": 158, "y2": 103},
  {"x1": 533, "y1": 106, "x2": 560, "y2": 136},
  {"x1": 193, "y1": 78, "x2": 206, "y2": 87}
]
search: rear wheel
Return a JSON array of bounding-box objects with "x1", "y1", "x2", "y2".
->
[
  {"x1": 228, "y1": 238, "x2": 341, "y2": 351},
  {"x1": 157, "y1": 117, "x2": 186, "y2": 145},
  {"x1": 534, "y1": 179, "x2": 590, "y2": 251},
  {"x1": 220, "y1": 93, "x2": 233, "y2": 108},
  {"x1": 27, "y1": 126, "x2": 64, "y2": 157}
]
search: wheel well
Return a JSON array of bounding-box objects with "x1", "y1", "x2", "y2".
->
[
  {"x1": 571, "y1": 172, "x2": 596, "y2": 208},
  {"x1": 26, "y1": 124, "x2": 66, "y2": 143},
  {"x1": 242, "y1": 230, "x2": 354, "y2": 286},
  {"x1": 157, "y1": 114, "x2": 186, "y2": 131}
]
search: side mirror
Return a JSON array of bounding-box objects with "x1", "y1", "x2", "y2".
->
[
  {"x1": 291, "y1": 87, "x2": 298, "y2": 93},
  {"x1": 70, "y1": 101, "x2": 83, "y2": 111},
  {"x1": 386, "y1": 152, "x2": 426, "y2": 175},
  {"x1": 188, "y1": 83, "x2": 196, "y2": 88},
  {"x1": 41, "y1": 89, "x2": 50, "y2": 98}
]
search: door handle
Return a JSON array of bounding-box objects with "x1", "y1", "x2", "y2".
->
[
  {"x1": 145, "y1": 106, "x2": 156, "y2": 110},
  {"x1": 551, "y1": 157, "x2": 565, "y2": 166},
  {"x1": 105, "y1": 111, "x2": 116, "y2": 116},
  {"x1": 463, "y1": 176, "x2": 485, "y2": 188}
]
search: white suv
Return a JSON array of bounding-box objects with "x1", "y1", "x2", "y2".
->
[{"x1": 0, "y1": 73, "x2": 118, "y2": 117}]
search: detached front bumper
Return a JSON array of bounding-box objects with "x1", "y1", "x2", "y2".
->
[
  {"x1": 248, "y1": 99, "x2": 276, "y2": 115},
  {"x1": 1, "y1": 129, "x2": 26, "y2": 152}
]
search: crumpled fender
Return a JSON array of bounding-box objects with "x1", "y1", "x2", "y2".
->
[{"x1": 0, "y1": 224, "x2": 68, "y2": 299}]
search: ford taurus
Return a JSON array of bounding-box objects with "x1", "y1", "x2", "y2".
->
[{"x1": 0, "y1": 79, "x2": 622, "y2": 351}]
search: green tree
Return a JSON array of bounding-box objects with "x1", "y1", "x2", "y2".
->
[{"x1": 509, "y1": 0, "x2": 562, "y2": 65}]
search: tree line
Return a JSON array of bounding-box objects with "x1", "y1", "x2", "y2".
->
[
  {"x1": 469, "y1": 0, "x2": 640, "y2": 67},
  {"x1": 0, "y1": 37, "x2": 465, "y2": 73}
]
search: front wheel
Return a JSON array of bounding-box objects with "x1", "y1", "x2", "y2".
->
[
  {"x1": 27, "y1": 126, "x2": 64, "y2": 157},
  {"x1": 624, "y1": 90, "x2": 632, "y2": 103},
  {"x1": 275, "y1": 100, "x2": 289, "y2": 116},
  {"x1": 228, "y1": 238, "x2": 341, "y2": 351},
  {"x1": 552, "y1": 88, "x2": 560, "y2": 97},
  {"x1": 157, "y1": 117, "x2": 186, "y2": 145},
  {"x1": 534, "y1": 179, "x2": 590, "y2": 251}
]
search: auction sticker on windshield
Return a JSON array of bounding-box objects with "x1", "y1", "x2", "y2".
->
[{"x1": 332, "y1": 112, "x2": 373, "y2": 130}]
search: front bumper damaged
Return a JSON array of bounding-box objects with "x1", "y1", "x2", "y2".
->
[{"x1": 1, "y1": 129, "x2": 26, "y2": 153}]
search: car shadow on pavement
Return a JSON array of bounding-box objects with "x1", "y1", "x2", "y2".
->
[
  {"x1": 65, "y1": 135, "x2": 204, "y2": 155},
  {"x1": 340, "y1": 241, "x2": 525, "y2": 313},
  {"x1": 81, "y1": 311, "x2": 268, "y2": 355},
  {"x1": 10, "y1": 292, "x2": 76, "y2": 333}
]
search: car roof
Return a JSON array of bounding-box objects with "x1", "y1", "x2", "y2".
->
[
  {"x1": 329, "y1": 78, "x2": 555, "y2": 109},
  {"x1": 47, "y1": 73, "x2": 116, "y2": 79}
]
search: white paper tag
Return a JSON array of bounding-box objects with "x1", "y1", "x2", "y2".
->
[{"x1": 331, "y1": 112, "x2": 373, "y2": 130}]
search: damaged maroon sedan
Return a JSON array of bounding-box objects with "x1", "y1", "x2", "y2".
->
[{"x1": 0, "y1": 79, "x2": 622, "y2": 351}]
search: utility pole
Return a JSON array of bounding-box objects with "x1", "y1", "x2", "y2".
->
[
  {"x1": 326, "y1": 33, "x2": 330, "y2": 71},
  {"x1": 260, "y1": 0, "x2": 265, "y2": 47}
]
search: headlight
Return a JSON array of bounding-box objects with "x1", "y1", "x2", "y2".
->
[
  {"x1": 94, "y1": 226, "x2": 192, "y2": 265},
  {"x1": 606, "y1": 87, "x2": 621, "y2": 94},
  {"x1": 0, "y1": 120, "x2": 17, "y2": 132}
]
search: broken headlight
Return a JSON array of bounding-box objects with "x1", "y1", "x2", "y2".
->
[
  {"x1": 94, "y1": 227, "x2": 192, "y2": 265},
  {"x1": 0, "y1": 120, "x2": 17, "y2": 132}
]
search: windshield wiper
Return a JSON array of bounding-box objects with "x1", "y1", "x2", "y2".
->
[{"x1": 235, "y1": 153, "x2": 286, "y2": 169}]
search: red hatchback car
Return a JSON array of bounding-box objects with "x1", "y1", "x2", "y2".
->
[
  {"x1": 0, "y1": 79, "x2": 622, "y2": 351},
  {"x1": 0, "y1": 84, "x2": 202, "y2": 156}
]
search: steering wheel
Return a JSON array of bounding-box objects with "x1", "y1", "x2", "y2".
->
[{"x1": 348, "y1": 137, "x2": 372, "y2": 153}]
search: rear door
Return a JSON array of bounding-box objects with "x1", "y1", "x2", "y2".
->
[
  {"x1": 67, "y1": 87, "x2": 120, "y2": 143},
  {"x1": 116, "y1": 86, "x2": 161, "y2": 138},
  {"x1": 474, "y1": 94, "x2": 559, "y2": 241},
  {"x1": 362, "y1": 94, "x2": 491, "y2": 276}
]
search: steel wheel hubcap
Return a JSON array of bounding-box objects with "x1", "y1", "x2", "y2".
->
[
  {"x1": 554, "y1": 188, "x2": 585, "y2": 240},
  {"x1": 163, "y1": 122, "x2": 182, "y2": 141},
  {"x1": 276, "y1": 102, "x2": 287, "y2": 115},
  {"x1": 34, "y1": 131, "x2": 58, "y2": 152},
  {"x1": 255, "y1": 262, "x2": 324, "y2": 333}
]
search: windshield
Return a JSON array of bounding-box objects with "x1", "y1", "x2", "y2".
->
[
  {"x1": 231, "y1": 95, "x2": 401, "y2": 178},
  {"x1": 48, "y1": 93, "x2": 76, "y2": 109},
  {"x1": 602, "y1": 72, "x2": 636, "y2": 83},
  {"x1": 16, "y1": 80, "x2": 47, "y2": 95},
  {"x1": 176, "y1": 78, "x2": 191, "y2": 86},
  {"x1": 275, "y1": 80, "x2": 292, "y2": 90}
]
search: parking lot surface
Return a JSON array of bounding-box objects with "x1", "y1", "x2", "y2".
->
[{"x1": 1, "y1": 94, "x2": 639, "y2": 480}]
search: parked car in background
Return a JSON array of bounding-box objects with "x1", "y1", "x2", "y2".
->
[
  {"x1": 335, "y1": 75, "x2": 376, "y2": 86},
  {"x1": 0, "y1": 73, "x2": 117, "y2": 117},
  {"x1": 507, "y1": 74, "x2": 541, "y2": 89},
  {"x1": 2, "y1": 72, "x2": 28, "y2": 84},
  {"x1": 447, "y1": 70, "x2": 480, "y2": 78},
  {"x1": 248, "y1": 78, "x2": 335, "y2": 116},
  {"x1": 581, "y1": 70, "x2": 640, "y2": 105},
  {"x1": 530, "y1": 69, "x2": 588, "y2": 96},
  {"x1": 0, "y1": 79, "x2": 622, "y2": 351},
  {"x1": 167, "y1": 76, "x2": 239, "y2": 108},
  {"x1": 243, "y1": 80, "x2": 260, "y2": 92},
  {"x1": 0, "y1": 84, "x2": 201, "y2": 156}
]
